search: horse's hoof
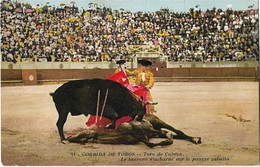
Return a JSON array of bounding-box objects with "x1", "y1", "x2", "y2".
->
[
  {"x1": 161, "y1": 139, "x2": 173, "y2": 145},
  {"x1": 192, "y1": 137, "x2": 201, "y2": 144},
  {"x1": 61, "y1": 139, "x2": 69, "y2": 144},
  {"x1": 166, "y1": 132, "x2": 173, "y2": 139}
]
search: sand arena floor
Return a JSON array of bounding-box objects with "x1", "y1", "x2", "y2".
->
[{"x1": 1, "y1": 81, "x2": 259, "y2": 166}]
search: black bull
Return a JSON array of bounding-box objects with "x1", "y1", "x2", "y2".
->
[
  {"x1": 51, "y1": 79, "x2": 201, "y2": 145},
  {"x1": 51, "y1": 79, "x2": 146, "y2": 141}
]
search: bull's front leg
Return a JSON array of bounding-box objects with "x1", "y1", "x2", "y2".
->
[
  {"x1": 135, "y1": 106, "x2": 146, "y2": 121},
  {"x1": 106, "y1": 119, "x2": 117, "y2": 129},
  {"x1": 102, "y1": 105, "x2": 118, "y2": 129}
]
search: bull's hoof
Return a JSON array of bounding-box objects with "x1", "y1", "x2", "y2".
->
[
  {"x1": 105, "y1": 124, "x2": 115, "y2": 129},
  {"x1": 61, "y1": 139, "x2": 69, "y2": 144},
  {"x1": 192, "y1": 137, "x2": 201, "y2": 144},
  {"x1": 135, "y1": 116, "x2": 143, "y2": 121}
]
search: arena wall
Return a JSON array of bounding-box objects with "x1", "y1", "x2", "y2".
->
[
  {"x1": 1, "y1": 61, "x2": 258, "y2": 70},
  {"x1": 1, "y1": 62, "x2": 136, "y2": 70},
  {"x1": 1, "y1": 61, "x2": 258, "y2": 86}
]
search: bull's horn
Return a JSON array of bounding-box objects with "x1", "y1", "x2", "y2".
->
[{"x1": 144, "y1": 101, "x2": 158, "y2": 105}]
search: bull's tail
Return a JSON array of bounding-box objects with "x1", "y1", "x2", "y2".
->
[{"x1": 49, "y1": 92, "x2": 54, "y2": 96}]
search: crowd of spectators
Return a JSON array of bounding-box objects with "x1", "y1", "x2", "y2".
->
[{"x1": 1, "y1": 0, "x2": 259, "y2": 63}]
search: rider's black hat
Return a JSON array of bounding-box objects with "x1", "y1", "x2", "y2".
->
[
  {"x1": 116, "y1": 60, "x2": 126, "y2": 64},
  {"x1": 138, "y1": 59, "x2": 152, "y2": 66}
]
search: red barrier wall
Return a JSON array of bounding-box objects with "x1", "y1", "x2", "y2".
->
[
  {"x1": 1, "y1": 69, "x2": 22, "y2": 80},
  {"x1": 1, "y1": 67, "x2": 258, "y2": 85},
  {"x1": 22, "y1": 70, "x2": 38, "y2": 85},
  {"x1": 37, "y1": 69, "x2": 115, "y2": 80},
  {"x1": 171, "y1": 68, "x2": 190, "y2": 77}
]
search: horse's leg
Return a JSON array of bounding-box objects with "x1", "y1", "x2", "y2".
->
[
  {"x1": 141, "y1": 135, "x2": 173, "y2": 148},
  {"x1": 151, "y1": 129, "x2": 175, "y2": 140},
  {"x1": 96, "y1": 133, "x2": 139, "y2": 144},
  {"x1": 68, "y1": 131, "x2": 140, "y2": 145},
  {"x1": 144, "y1": 114, "x2": 201, "y2": 144},
  {"x1": 130, "y1": 125, "x2": 174, "y2": 148},
  {"x1": 68, "y1": 132, "x2": 95, "y2": 143}
]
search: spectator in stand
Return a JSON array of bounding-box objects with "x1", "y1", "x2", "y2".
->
[{"x1": 0, "y1": 0, "x2": 259, "y2": 62}]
